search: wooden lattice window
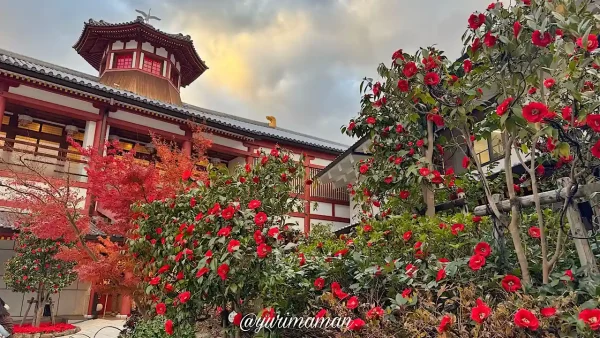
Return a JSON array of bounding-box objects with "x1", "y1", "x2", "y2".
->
[
  {"x1": 142, "y1": 56, "x2": 162, "y2": 75},
  {"x1": 113, "y1": 53, "x2": 133, "y2": 69}
]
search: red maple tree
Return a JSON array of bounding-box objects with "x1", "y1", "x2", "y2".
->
[{"x1": 0, "y1": 124, "x2": 211, "y2": 297}]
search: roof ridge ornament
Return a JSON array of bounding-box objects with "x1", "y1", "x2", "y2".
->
[{"x1": 135, "y1": 8, "x2": 161, "y2": 25}]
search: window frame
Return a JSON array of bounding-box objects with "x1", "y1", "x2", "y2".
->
[
  {"x1": 113, "y1": 52, "x2": 134, "y2": 70},
  {"x1": 142, "y1": 56, "x2": 163, "y2": 76}
]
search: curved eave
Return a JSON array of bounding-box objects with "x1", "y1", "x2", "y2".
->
[{"x1": 73, "y1": 22, "x2": 208, "y2": 86}]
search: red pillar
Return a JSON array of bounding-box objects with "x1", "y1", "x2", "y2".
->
[
  {"x1": 303, "y1": 156, "x2": 312, "y2": 234},
  {"x1": 0, "y1": 83, "x2": 7, "y2": 132},
  {"x1": 85, "y1": 107, "x2": 108, "y2": 213},
  {"x1": 246, "y1": 145, "x2": 257, "y2": 166},
  {"x1": 182, "y1": 128, "x2": 192, "y2": 157},
  {"x1": 119, "y1": 295, "x2": 132, "y2": 318}
]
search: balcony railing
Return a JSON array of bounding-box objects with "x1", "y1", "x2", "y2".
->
[
  {"x1": 0, "y1": 136, "x2": 88, "y2": 182},
  {"x1": 309, "y1": 167, "x2": 349, "y2": 202}
]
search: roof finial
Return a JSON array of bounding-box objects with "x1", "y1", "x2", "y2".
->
[{"x1": 135, "y1": 8, "x2": 161, "y2": 24}]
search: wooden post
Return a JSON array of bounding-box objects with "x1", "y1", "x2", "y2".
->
[
  {"x1": 558, "y1": 178, "x2": 598, "y2": 275},
  {"x1": 20, "y1": 297, "x2": 35, "y2": 325},
  {"x1": 49, "y1": 298, "x2": 56, "y2": 325}
]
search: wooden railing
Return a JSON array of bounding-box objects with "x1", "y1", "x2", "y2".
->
[
  {"x1": 309, "y1": 167, "x2": 349, "y2": 202},
  {"x1": 0, "y1": 136, "x2": 87, "y2": 181}
]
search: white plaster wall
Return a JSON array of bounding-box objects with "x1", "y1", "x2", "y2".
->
[
  {"x1": 0, "y1": 240, "x2": 90, "y2": 317},
  {"x1": 141, "y1": 42, "x2": 154, "y2": 53},
  {"x1": 170, "y1": 54, "x2": 176, "y2": 64},
  {"x1": 125, "y1": 40, "x2": 137, "y2": 49},
  {"x1": 162, "y1": 61, "x2": 168, "y2": 77},
  {"x1": 10, "y1": 86, "x2": 99, "y2": 114},
  {"x1": 111, "y1": 41, "x2": 124, "y2": 50},
  {"x1": 176, "y1": 62, "x2": 181, "y2": 71},
  {"x1": 284, "y1": 216, "x2": 304, "y2": 231},
  {"x1": 227, "y1": 157, "x2": 245, "y2": 172},
  {"x1": 111, "y1": 110, "x2": 185, "y2": 135},
  {"x1": 312, "y1": 202, "x2": 332, "y2": 216},
  {"x1": 132, "y1": 52, "x2": 137, "y2": 68},
  {"x1": 331, "y1": 221, "x2": 349, "y2": 232},
  {"x1": 334, "y1": 204, "x2": 350, "y2": 218},
  {"x1": 156, "y1": 47, "x2": 168, "y2": 58},
  {"x1": 108, "y1": 53, "x2": 115, "y2": 70},
  {"x1": 205, "y1": 134, "x2": 248, "y2": 151},
  {"x1": 138, "y1": 53, "x2": 144, "y2": 69},
  {"x1": 311, "y1": 158, "x2": 332, "y2": 167}
]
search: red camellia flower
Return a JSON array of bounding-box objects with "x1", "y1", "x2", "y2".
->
[
  {"x1": 592, "y1": 139, "x2": 600, "y2": 159},
  {"x1": 528, "y1": 226, "x2": 541, "y2": 238},
  {"x1": 541, "y1": 307, "x2": 557, "y2": 318},
  {"x1": 502, "y1": 275, "x2": 522, "y2": 292},
  {"x1": 544, "y1": 78, "x2": 555, "y2": 89},
  {"x1": 419, "y1": 167, "x2": 431, "y2": 176},
  {"x1": 469, "y1": 254, "x2": 486, "y2": 271},
  {"x1": 471, "y1": 299, "x2": 492, "y2": 324},
  {"x1": 468, "y1": 13, "x2": 486, "y2": 30},
  {"x1": 576, "y1": 34, "x2": 599, "y2": 51},
  {"x1": 315, "y1": 309, "x2": 327, "y2": 319},
  {"x1": 484, "y1": 32, "x2": 497, "y2": 47},
  {"x1": 399, "y1": 190, "x2": 410, "y2": 199},
  {"x1": 474, "y1": 242, "x2": 491, "y2": 257},
  {"x1": 392, "y1": 49, "x2": 404, "y2": 61},
  {"x1": 403, "y1": 231, "x2": 412, "y2": 241},
  {"x1": 403, "y1": 62, "x2": 418, "y2": 78},
  {"x1": 451, "y1": 223, "x2": 465, "y2": 235},
  {"x1": 565, "y1": 269, "x2": 575, "y2": 281},
  {"x1": 267, "y1": 227, "x2": 279, "y2": 238},
  {"x1": 217, "y1": 226, "x2": 232, "y2": 237},
  {"x1": 363, "y1": 224, "x2": 373, "y2": 232},
  {"x1": 462, "y1": 156, "x2": 470, "y2": 169},
  {"x1": 401, "y1": 288, "x2": 412, "y2": 298},
  {"x1": 416, "y1": 139, "x2": 424, "y2": 147},
  {"x1": 438, "y1": 315, "x2": 452, "y2": 333},
  {"x1": 366, "y1": 306, "x2": 384, "y2": 320},
  {"x1": 472, "y1": 37, "x2": 482, "y2": 52},
  {"x1": 196, "y1": 267, "x2": 209, "y2": 278},
  {"x1": 158, "y1": 264, "x2": 170, "y2": 274},
  {"x1": 472, "y1": 216, "x2": 482, "y2": 223},
  {"x1": 347, "y1": 318, "x2": 365, "y2": 331},
  {"x1": 346, "y1": 296, "x2": 359, "y2": 309},
  {"x1": 522, "y1": 102, "x2": 549, "y2": 123},
  {"x1": 514, "y1": 184, "x2": 521, "y2": 193},
  {"x1": 514, "y1": 21, "x2": 522, "y2": 38},
  {"x1": 463, "y1": 59, "x2": 473, "y2": 73},
  {"x1": 383, "y1": 176, "x2": 393, "y2": 184},
  {"x1": 532, "y1": 30, "x2": 553, "y2": 47},
  {"x1": 248, "y1": 199, "x2": 262, "y2": 209},
  {"x1": 406, "y1": 264, "x2": 418, "y2": 277},
  {"x1": 156, "y1": 303, "x2": 166, "y2": 315},
  {"x1": 164, "y1": 283, "x2": 173, "y2": 292},
  {"x1": 149, "y1": 276, "x2": 161, "y2": 285},
  {"x1": 424, "y1": 72, "x2": 441, "y2": 86},
  {"x1": 586, "y1": 114, "x2": 600, "y2": 132},
  {"x1": 366, "y1": 116, "x2": 376, "y2": 125},
  {"x1": 496, "y1": 97, "x2": 513, "y2": 116},
  {"x1": 233, "y1": 312, "x2": 242, "y2": 326},
  {"x1": 372, "y1": 82, "x2": 381, "y2": 97},
  {"x1": 436, "y1": 269, "x2": 446, "y2": 282},
  {"x1": 227, "y1": 239, "x2": 241, "y2": 253},
  {"x1": 348, "y1": 121, "x2": 356, "y2": 130},
  {"x1": 528, "y1": 87, "x2": 537, "y2": 94},
  {"x1": 178, "y1": 291, "x2": 191, "y2": 304},
  {"x1": 536, "y1": 164, "x2": 545, "y2": 176},
  {"x1": 253, "y1": 230, "x2": 264, "y2": 245},
  {"x1": 578, "y1": 308, "x2": 600, "y2": 330},
  {"x1": 359, "y1": 164, "x2": 369, "y2": 174},
  {"x1": 427, "y1": 113, "x2": 444, "y2": 126},
  {"x1": 165, "y1": 319, "x2": 174, "y2": 335},
  {"x1": 299, "y1": 252, "x2": 306, "y2": 266},
  {"x1": 255, "y1": 212, "x2": 268, "y2": 227},
  {"x1": 397, "y1": 79, "x2": 410, "y2": 92},
  {"x1": 514, "y1": 309, "x2": 539, "y2": 330},
  {"x1": 334, "y1": 248, "x2": 349, "y2": 257},
  {"x1": 221, "y1": 206, "x2": 235, "y2": 220},
  {"x1": 257, "y1": 243, "x2": 272, "y2": 258},
  {"x1": 314, "y1": 277, "x2": 325, "y2": 290},
  {"x1": 217, "y1": 263, "x2": 229, "y2": 280}
]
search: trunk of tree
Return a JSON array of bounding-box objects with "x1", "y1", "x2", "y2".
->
[
  {"x1": 530, "y1": 167, "x2": 550, "y2": 283},
  {"x1": 503, "y1": 134, "x2": 531, "y2": 284},
  {"x1": 33, "y1": 285, "x2": 46, "y2": 327},
  {"x1": 424, "y1": 119, "x2": 435, "y2": 217}
]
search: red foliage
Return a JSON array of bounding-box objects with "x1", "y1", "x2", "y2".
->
[{"x1": 14, "y1": 322, "x2": 76, "y2": 334}]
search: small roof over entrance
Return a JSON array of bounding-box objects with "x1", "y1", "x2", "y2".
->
[{"x1": 314, "y1": 136, "x2": 372, "y2": 188}]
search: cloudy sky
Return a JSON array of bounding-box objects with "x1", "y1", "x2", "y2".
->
[{"x1": 0, "y1": 0, "x2": 497, "y2": 145}]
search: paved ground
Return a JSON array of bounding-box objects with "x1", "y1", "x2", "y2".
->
[{"x1": 69, "y1": 318, "x2": 126, "y2": 338}]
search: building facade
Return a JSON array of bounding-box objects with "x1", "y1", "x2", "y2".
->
[{"x1": 0, "y1": 16, "x2": 350, "y2": 319}]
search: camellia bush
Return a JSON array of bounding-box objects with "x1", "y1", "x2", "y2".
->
[
  {"x1": 4, "y1": 231, "x2": 77, "y2": 327},
  {"x1": 129, "y1": 147, "x2": 309, "y2": 337}
]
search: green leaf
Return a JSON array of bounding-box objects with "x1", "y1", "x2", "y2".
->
[
  {"x1": 145, "y1": 285, "x2": 153, "y2": 295},
  {"x1": 564, "y1": 42, "x2": 575, "y2": 55}
]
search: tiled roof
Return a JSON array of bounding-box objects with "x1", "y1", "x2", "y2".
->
[
  {"x1": 0, "y1": 211, "x2": 18, "y2": 231},
  {"x1": 85, "y1": 17, "x2": 193, "y2": 42},
  {"x1": 0, "y1": 48, "x2": 349, "y2": 153}
]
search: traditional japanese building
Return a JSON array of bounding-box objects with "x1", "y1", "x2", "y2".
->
[{"x1": 0, "y1": 15, "x2": 351, "y2": 320}]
